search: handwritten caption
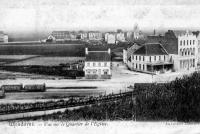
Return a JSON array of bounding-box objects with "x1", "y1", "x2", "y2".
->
[{"x1": 8, "y1": 121, "x2": 108, "y2": 127}]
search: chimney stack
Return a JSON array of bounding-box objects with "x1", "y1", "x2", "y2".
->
[
  {"x1": 85, "y1": 47, "x2": 88, "y2": 55},
  {"x1": 108, "y1": 48, "x2": 111, "y2": 54}
]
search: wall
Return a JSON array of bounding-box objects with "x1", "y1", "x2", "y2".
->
[
  {"x1": 177, "y1": 32, "x2": 198, "y2": 71},
  {"x1": 84, "y1": 61, "x2": 111, "y2": 79}
]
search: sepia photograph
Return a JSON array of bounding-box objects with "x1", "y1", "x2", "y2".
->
[{"x1": 0, "y1": 0, "x2": 200, "y2": 133}]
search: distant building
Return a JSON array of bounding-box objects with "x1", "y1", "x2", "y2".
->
[
  {"x1": 84, "y1": 48, "x2": 111, "y2": 79},
  {"x1": 88, "y1": 31, "x2": 102, "y2": 40},
  {"x1": 50, "y1": 31, "x2": 78, "y2": 42},
  {"x1": 133, "y1": 24, "x2": 140, "y2": 40},
  {"x1": 125, "y1": 31, "x2": 133, "y2": 41},
  {"x1": 51, "y1": 31, "x2": 68, "y2": 41},
  {"x1": 0, "y1": 31, "x2": 8, "y2": 43},
  {"x1": 116, "y1": 32, "x2": 125, "y2": 42},
  {"x1": 77, "y1": 31, "x2": 88, "y2": 40},
  {"x1": 105, "y1": 32, "x2": 116, "y2": 44}
]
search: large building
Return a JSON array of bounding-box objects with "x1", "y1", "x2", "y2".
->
[
  {"x1": 123, "y1": 30, "x2": 198, "y2": 74},
  {"x1": 50, "y1": 31, "x2": 78, "y2": 42},
  {"x1": 128, "y1": 43, "x2": 173, "y2": 74},
  {"x1": 175, "y1": 30, "x2": 198, "y2": 71},
  {"x1": 84, "y1": 48, "x2": 111, "y2": 79},
  {"x1": 0, "y1": 31, "x2": 8, "y2": 43},
  {"x1": 88, "y1": 31, "x2": 103, "y2": 40}
]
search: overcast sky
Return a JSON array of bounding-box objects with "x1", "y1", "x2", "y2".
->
[{"x1": 0, "y1": 0, "x2": 200, "y2": 33}]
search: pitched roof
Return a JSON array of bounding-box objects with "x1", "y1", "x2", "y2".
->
[
  {"x1": 127, "y1": 44, "x2": 141, "y2": 59},
  {"x1": 86, "y1": 52, "x2": 111, "y2": 61},
  {"x1": 146, "y1": 31, "x2": 178, "y2": 54},
  {"x1": 133, "y1": 43, "x2": 168, "y2": 56}
]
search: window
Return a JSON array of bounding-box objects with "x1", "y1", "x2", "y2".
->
[
  {"x1": 159, "y1": 56, "x2": 161, "y2": 61},
  {"x1": 187, "y1": 40, "x2": 188, "y2": 45},
  {"x1": 136, "y1": 56, "x2": 137, "y2": 60},
  {"x1": 150, "y1": 56, "x2": 151, "y2": 62},
  {"x1": 98, "y1": 62, "x2": 101, "y2": 66},
  {"x1": 164, "y1": 55, "x2": 165, "y2": 61},
  {"x1": 87, "y1": 69, "x2": 90, "y2": 74},
  {"x1": 190, "y1": 40, "x2": 192, "y2": 45},
  {"x1": 136, "y1": 64, "x2": 137, "y2": 69},
  {"x1": 143, "y1": 65, "x2": 145, "y2": 70},
  {"x1": 93, "y1": 69, "x2": 97, "y2": 74},
  {"x1": 193, "y1": 59, "x2": 195, "y2": 67},
  {"x1": 87, "y1": 63, "x2": 90, "y2": 67},
  {"x1": 184, "y1": 40, "x2": 185, "y2": 45},
  {"x1": 139, "y1": 64, "x2": 141, "y2": 70},
  {"x1": 98, "y1": 69, "x2": 101, "y2": 74},
  {"x1": 139, "y1": 56, "x2": 141, "y2": 61},
  {"x1": 143, "y1": 56, "x2": 145, "y2": 61},
  {"x1": 104, "y1": 62, "x2": 107, "y2": 67},
  {"x1": 103, "y1": 69, "x2": 108, "y2": 75},
  {"x1": 93, "y1": 62, "x2": 96, "y2": 66},
  {"x1": 154, "y1": 56, "x2": 156, "y2": 61},
  {"x1": 180, "y1": 40, "x2": 182, "y2": 45},
  {"x1": 193, "y1": 40, "x2": 195, "y2": 45}
]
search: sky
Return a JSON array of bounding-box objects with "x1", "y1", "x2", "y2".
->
[{"x1": 0, "y1": 0, "x2": 200, "y2": 34}]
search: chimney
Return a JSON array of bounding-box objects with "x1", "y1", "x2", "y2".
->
[
  {"x1": 108, "y1": 48, "x2": 111, "y2": 54},
  {"x1": 85, "y1": 47, "x2": 88, "y2": 55}
]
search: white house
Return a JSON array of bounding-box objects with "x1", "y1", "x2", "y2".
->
[
  {"x1": 128, "y1": 43, "x2": 173, "y2": 74},
  {"x1": 84, "y1": 48, "x2": 111, "y2": 79},
  {"x1": 105, "y1": 33, "x2": 116, "y2": 44}
]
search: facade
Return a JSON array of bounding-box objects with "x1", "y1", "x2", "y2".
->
[
  {"x1": 84, "y1": 48, "x2": 111, "y2": 79},
  {"x1": 88, "y1": 31, "x2": 103, "y2": 40},
  {"x1": 174, "y1": 31, "x2": 198, "y2": 71},
  {"x1": 51, "y1": 31, "x2": 68, "y2": 41},
  {"x1": 0, "y1": 31, "x2": 8, "y2": 43},
  {"x1": 196, "y1": 34, "x2": 200, "y2": 63},
  {"x1": 128, "y1": 43, "x2": 173, "y2": 74},
  {"x1": 116, "y1": 32, "x2": 125, "y2": 42},
  {"x1": 125, "y1": 31, "x2": 133, "y2": 41},
  {"x1": 105, "y1": 33, "x2": 116, "y2": 44},
  {"x1": 79, "y1": 32, "x2": 88, "y2": 40},
  {"x1": 51, "y1": 31, "x2": 78, "y2": 41}
]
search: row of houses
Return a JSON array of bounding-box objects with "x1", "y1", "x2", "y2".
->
[
  {"x1": 47, "y1": 29, "x2": 144, "y2": 44},
  {"x1": 123, "y1": 30, "x2": 199, "y2": 74}
]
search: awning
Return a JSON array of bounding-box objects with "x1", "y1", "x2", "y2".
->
[{"x1": 147, "y1": 62, "x2": 173, "y2": 66}]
